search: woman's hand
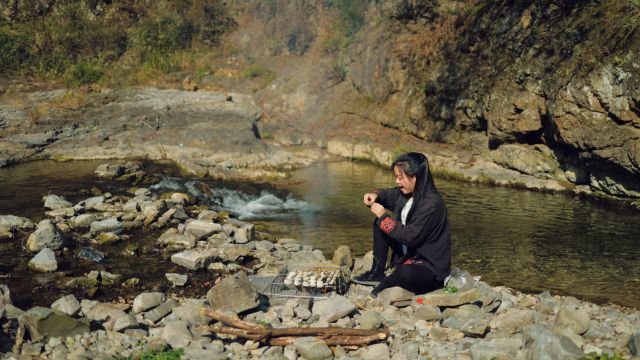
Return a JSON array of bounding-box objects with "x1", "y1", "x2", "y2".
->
[
  {"x1": 370, "y1": 203, "x2": 386, "y2": 218},
  {"x1": 363, "y1": 192, "x2": 378, "y2": 206}
]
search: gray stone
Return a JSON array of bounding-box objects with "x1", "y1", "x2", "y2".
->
[
  {"x1": 19, "y1": 306, "x2": 90, "y2": 341},
  {"x1": 0, "y1": 214, "x2": 34, "y2": 230},
  {"x1": 417, "y1": 288, "x2": 480, "y2": 307},
  {"x1": 166, "y1": 273, "x2": 188, "y2": 287},
  {"x1": 256, "y1": 240, "x2": 275, "y2": 252},
  {"x1": 294, "y1": 306, "x2": 312, "y2": 320},
  {"x1": 26, "y1": 219, "x2": 66, "y2": 252},
  {"x1": 0, "y1": 284, "x2": 11, "y2": 309},
  {"x1": 4, "y1": 303, "x2": 24, "y2": 319},
  {"x1": 83, "y1": 302, "x2": 127, "y2": 322},
  {"x1": 90, "y1": 218, "x2": 124, "y2": 235},
  {"x1": 352, "y1": 251, "x2": 374, "y2": 276},
  {"x1": 156, "y1": 208, "x2": 176, "y2": 227},
  {"x1": 331, "y1": 245, "x2": 352, "y2": 269},
  {"x1": 185, "y1": 220, "x2": 222, "y2": 240},
  {"x1": 77, "y1": 247, "x2": 104, "y2": 263},
  {"x1": 113, "y1": 314, "x2": 139, "y2": 332},
  {"x1": 207, "y1": 271, "x2": 260, "y2": 313},
  {"x1": 490, "y1": 308, "x2": 536, "y2": 334},
  {"x1": 83, "y1": 196, "x2": 106, "y2": 209},
  {"x1": 526, "y1": 333, "x2": 584, "y2": 360},
  {"x1": 284, "y1": 344, "x2": 297, "y2": 360},
  {"x1": 95, "y1": 164, "x2": 124, "y2": 178},
  {"x1": 45, "y1": 207, "x2": 75, "y2": 218},
  {"x1": 132, "y1": 292, "x2": 165, "y2": 314},
  {"x1": 428, "y1": 326, "x2": 465, "y2": 341},
  {"x1": 412, "y1": 303, "x2": 442, "y2": 321},
  {"x1": 28, "y1": 248, "x2": 58, "y2": 272},
  {"x1": 311, "y1": 295, "x2": 356, "y2": 323},
  {"x1": 470, "y1": 338, "x2": 524, "y2": 360},
  {"x1": 555, "y1": 306, "x2": 590, "y2": 334},
  {"x1": 145, "y1": 299, "x2": 177, "y2": 323},
  {"x1": 629, "y1": 333, "x2": 640, "y2": 356},
  {"x1": 69, "y1": 214, "x2": 99, "y2": 229},
  {"x1": 51, "y1": 294, "x2": 81, "y2": 316},
  {"x1": 355, "y1": 310, "x2": 382, "y2": 330},
  {"x1": 158, "y1": 228, "x2": 197, "y2": 249},
  {"x1": 350, "y1": 343, "x2": 389, "y2": 359},
  {"x1": 162, "y1": 320, "x2": 193, "y2": 349},
  {"x1": 172, "y1": 299, "x2": 210, "y2": 327},
  {"x1": 171, "y1": 248, "x2": 219, "y2": 270},
  {"x1": 378, "y1": 286, "x2": 414, "y2": 306},
  {"x1": 293, "y1": 337, "x2": 332, "y2": 360},
  {"x1": 221, "y1": 245, "x2": 251, "y2": 262},
  {"x1": 43, "y1": 194, "x2": 72, "y2": 210}
]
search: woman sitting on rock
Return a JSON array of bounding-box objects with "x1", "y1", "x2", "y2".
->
[{"x1": 352, "y1": 152, "x2": 451, "y2": 297}]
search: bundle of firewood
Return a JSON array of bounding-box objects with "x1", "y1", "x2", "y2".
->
[{"x1": 200, "y1": 308, "x2": 389, "y2": 346}]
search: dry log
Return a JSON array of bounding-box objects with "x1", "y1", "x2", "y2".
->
[{"x1": 201, "y1": 307, "x2": 389, "y2": 347}]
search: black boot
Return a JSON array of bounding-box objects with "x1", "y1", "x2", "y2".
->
[{"x1": 352, "y1": 258, "x2": 386, "y2": 286}]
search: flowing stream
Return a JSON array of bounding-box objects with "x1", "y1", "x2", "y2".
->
[{"x1": 1, "y1": 160, "x2": 639, "y2": 308}]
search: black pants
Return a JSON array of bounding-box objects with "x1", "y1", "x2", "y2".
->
[{"x1": 372, "y1": 220, "x2": 443, "y2": 294}]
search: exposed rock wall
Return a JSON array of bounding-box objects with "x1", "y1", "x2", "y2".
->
[{"x1": 224, "y1": 0, "x2": 640, "y2": 198}]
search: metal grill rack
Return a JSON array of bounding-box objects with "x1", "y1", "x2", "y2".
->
[{"x1": 261, "y1": 264, "x2": 349, "y2": 299}]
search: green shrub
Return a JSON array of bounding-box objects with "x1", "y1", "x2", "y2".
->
[
  {"x1": 241, "y1": 65, "x2": 275, "y2": 83},
  {"x1": 324, "y1": 0, "x2": 368, "y2": 37},
  {"x1": 0, "y1": 28, "x2": 32, "y2": 74},
  {"x1": 329, "y1": 61, "x2": 347, "y2": 82},
  {"x1": 64, "y1": 62, "x2": 104, "y2": 87},
  {"x1": 137, "y1": 17, "x2": 196, "y2": 53}
]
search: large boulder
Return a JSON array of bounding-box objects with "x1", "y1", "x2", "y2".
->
[
  {"x1": 555, "y1": 306, "x2": 590, "y2": 335},
  {"x1": 206, "y1": 271, "x2": 260, "y2": 313},
  {"x1": 526, "y1": 332, "x2": 584, "y2": 360},
  {"x1": 19, "y1": 307, "x2": 90, "y2": 341},
  {"x1": 26, "y1": 219, "x2": 66, "y2": 252}
]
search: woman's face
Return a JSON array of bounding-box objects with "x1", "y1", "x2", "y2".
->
[{"x1": 394, "y1": 166, "x2": 417, "y2": 195}]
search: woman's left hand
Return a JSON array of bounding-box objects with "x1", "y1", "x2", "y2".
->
[{"x1": 370, "y1": 203, "x2": 386, "y2": 218}]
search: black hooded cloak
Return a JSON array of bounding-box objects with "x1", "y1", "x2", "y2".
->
[{"x1": 373, "y1": 156, "x2": 452, "y2": 282}]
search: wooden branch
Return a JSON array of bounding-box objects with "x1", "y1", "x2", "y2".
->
[
  {"x1": 201, "y1": 308, "x2": 262, "y2": 331},
  {"x1": 201, "y1": 307, "x2": 389, "y2": 347}
]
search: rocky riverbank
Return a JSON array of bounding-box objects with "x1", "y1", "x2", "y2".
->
[
  {"x1": 1, "y1": 86, "x2": 639, "y2": 211},
  {"x1": 0, "y1": 163, "x2": 639, "y2": 360}
]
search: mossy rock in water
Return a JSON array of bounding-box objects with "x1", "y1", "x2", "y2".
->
[
  {"x1": 217, "y1": 210, "x2": 230, "y2": 220},
  {"x1": 254, "y1": 224, "x2": 267, "y2": 232},
  {"x1": 123, "y1": 278, "x2": 140, "y2": 288},
  {"x1": 65, "y1": 277, "x2": 99, "y2": 288},
  {"x1": 257, "y1": 231, "x2": 277, "y2": 242},
  {"x1": 121, "y1": 243, "x2": 139, "y2": 256},
  {"x1": 96, "y1": 232, "x2": 122, "y2": 246}
]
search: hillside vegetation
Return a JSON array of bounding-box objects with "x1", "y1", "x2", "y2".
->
[{"x1": 0, "y1": 0, "x2": 235, "y2": 86}]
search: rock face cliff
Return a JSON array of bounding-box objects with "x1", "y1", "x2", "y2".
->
[{"x1": 222, "y1": 0, "x2": 640, "y2": 198}]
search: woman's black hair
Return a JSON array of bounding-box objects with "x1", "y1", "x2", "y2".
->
[{"x1": 391, "y1": 152, "x2": 437, "y2": 219}]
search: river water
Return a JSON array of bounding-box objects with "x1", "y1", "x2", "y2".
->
[{"x1": 1, "y1": 160, "x2": 639, "y2": 308}]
